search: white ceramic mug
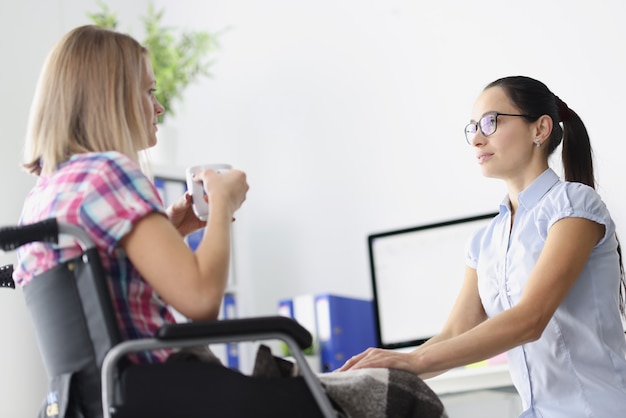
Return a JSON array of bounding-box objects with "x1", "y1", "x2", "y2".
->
[{"x1": 185, "y1": 163, "x2": 232, "y2": 221}]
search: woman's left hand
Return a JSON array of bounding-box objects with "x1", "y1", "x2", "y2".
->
[
  {"x1": 338, "y1": 347, "x2": 420, "y2": 374},
  {"x1": 166, "y1": 192, "x2": 205, "y2": 236}
]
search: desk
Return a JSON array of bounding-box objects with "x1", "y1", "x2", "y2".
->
[
  {"x1": 425, "y1": 364, "x2": 513, "y2": 395},
  {"x1": 426, "y1": 364, "x2": 521, "y2": 418}
]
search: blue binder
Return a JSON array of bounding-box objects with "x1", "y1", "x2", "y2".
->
[
  {"x1": 277, "y1": 298, "x2": 294, "y2": 319},
  {"x1": 222, "y1": 293, "x2": 239, "y2": 369},
  {"x1": 277, "y1": 296, "x2": 318, "y2": 357},
  {"x1": 314, "y1": 294, "x2": 377, "y2": 372},
  {"x1": 185, "y1": 229, "x2": 204, "y2": 251}
]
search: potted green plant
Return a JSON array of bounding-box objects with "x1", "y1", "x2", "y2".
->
[{"x1": 88, "y1": 1, "x2": 218, "y2": 124}]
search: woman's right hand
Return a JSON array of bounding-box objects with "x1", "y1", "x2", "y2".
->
[{"x1": 194, "y1": 168, "x2": 249, "y2": 217}]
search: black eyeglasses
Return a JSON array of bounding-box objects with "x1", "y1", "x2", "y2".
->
[{"x1": 464, "y1": 112, "x2": 536, "y2": 144}]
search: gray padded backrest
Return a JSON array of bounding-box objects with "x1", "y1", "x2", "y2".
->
[{"x1": 23, "y1": 249, "x2": 120, "y2": 417}]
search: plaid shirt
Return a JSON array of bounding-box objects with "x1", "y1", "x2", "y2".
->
[{"x1": 15, "y1": 151, "x2": 176, "y2": 363}]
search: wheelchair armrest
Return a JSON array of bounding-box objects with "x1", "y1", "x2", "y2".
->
[
  {"x1": 156, "y1": 316, "x2": 313, "y2": 350},
  {"x1": 103, "y1": 316, "x2": 338, "y2": 418}
]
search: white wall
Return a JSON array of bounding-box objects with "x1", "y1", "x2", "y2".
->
[
  {"x1": 163, "y1": 0, "x2": 626, "y2": 318},
  {"x1": 0, "y1": 2, "x2": 60, "y2": 416},
  {"x1": 1, "y1": 0, "x2": 625, "y2": 415}
]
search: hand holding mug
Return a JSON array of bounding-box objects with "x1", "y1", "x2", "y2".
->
[
  {"x1": 185, "y1": 164, "x2": 248, "y2": 221},
  {"x1": 185, "y1": 164, "x2": 232, "y2": 221}
]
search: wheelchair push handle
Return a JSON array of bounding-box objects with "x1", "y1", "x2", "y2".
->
[{"x1": 0, "y1": 218, "x2": 59, "y2": 251}]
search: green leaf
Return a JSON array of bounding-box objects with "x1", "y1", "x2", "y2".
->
[
  {"x1": 86, "y1": 1, "x2": 218, "y2": 123},
  {"x1": 86, "y1": 0, "x2": 118, "y2": 29}
]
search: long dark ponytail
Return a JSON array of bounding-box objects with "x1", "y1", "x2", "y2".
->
[{"x1": 486, "y1": 75, "x2": 626, "y2": 316}]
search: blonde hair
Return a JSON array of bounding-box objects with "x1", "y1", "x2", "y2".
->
[{"x1": 24, "y1": 25, "x2": 152, "y2": 176}]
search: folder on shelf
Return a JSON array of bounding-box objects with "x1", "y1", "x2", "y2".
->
[
  {"x1": 277, "y1": 295, "x2": 318, "y2": 359},
  {"x1": 314, "y1": 293, "x2": 377, "y2": 372},
  {"x1": 221, "y1": 292, "x2": 239, "y2": 369},
  {"x1": 278, "y1": 298, "x2": 294, "y2": 319},
  {"x1": 292, "y1": 294, "x2": 318, "y2": 348},
  {"x1": 185, "y1": 229, "x2": 203, "y2": 251}
]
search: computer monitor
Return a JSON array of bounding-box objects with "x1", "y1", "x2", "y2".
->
[{"x1": 368, "y1": 213, "x2": 497, "y2": 349}]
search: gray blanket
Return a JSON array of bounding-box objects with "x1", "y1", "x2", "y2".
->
[
  {"x1": 319, "y1": 368, "x2": 448, "y2": 418},
  {"x1": 248, "y1": 344, "x2": 447, "y2": 417}
]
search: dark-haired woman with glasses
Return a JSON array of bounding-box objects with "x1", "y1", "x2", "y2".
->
[{"x1": 341, "y1": 76, "x2": 626, "y2": 417}]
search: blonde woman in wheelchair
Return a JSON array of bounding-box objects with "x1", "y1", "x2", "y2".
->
[{"x1": 15, "y1": 25, "x2": 249, "y2": 364}]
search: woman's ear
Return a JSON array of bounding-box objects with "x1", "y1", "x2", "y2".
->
[{"x1": 534, "y1": 114, "x2": 553, "y2": 141}]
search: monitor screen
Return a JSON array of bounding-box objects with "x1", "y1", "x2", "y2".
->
[{"x1": 368, "y1": 213, "x2": 497, "y2": 349}]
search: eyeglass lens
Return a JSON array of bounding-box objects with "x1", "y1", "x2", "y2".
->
[{"x1": 465, "y1": 113, "x2": 497, "y2": 143}]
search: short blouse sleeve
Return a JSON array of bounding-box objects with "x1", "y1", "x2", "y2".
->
[
  {"x1": 466, "y1": 224, "x2": 488, "y2": 269},
  {"x1": 79, "y1": 152, "x2": 165, "y2": 254},
  {"x1": 535, "y1": 182, "x2": 613, "y2": 245}
]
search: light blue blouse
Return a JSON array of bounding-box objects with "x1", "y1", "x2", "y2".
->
[{"x1": 467, "y1": 168, "x2": 626, "y2": 417}]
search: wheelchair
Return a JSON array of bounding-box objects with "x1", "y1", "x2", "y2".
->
[{"x1": 0, "y1": 219, "x2": 337, "y2": 418}]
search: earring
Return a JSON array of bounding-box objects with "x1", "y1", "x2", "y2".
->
[{"x1": 535, "y1": 139, "x2": 541, "y2": 148}]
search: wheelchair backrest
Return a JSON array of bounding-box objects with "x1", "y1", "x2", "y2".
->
[{"x1": 1, "y1": 220, "x2": 122, "y2": 417}]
